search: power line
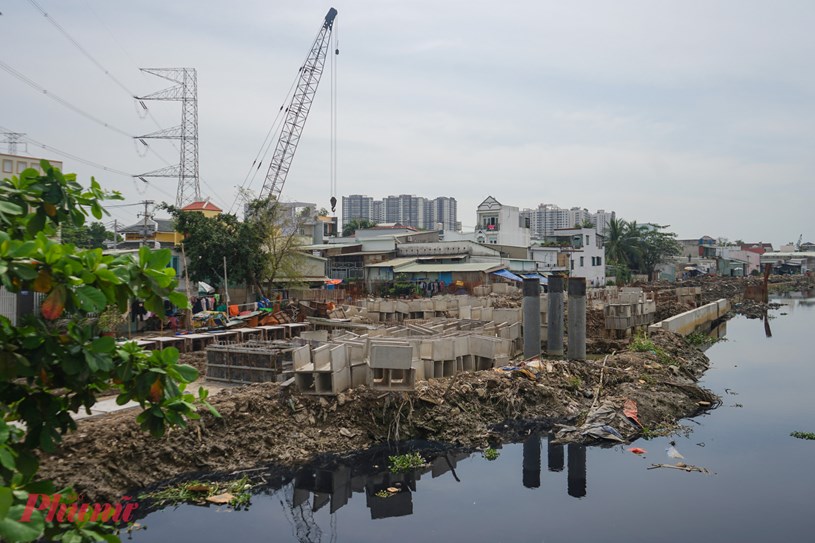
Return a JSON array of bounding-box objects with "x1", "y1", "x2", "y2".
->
[
  {"x1": 0, "y1": 59, "x2": 174, "y2": 167},
  {"x1": 0, "y1": 124, "x2": 177, "y2": 201},
  {"x1": 27, "y1": 0, "x2": 134, "y2": 97},
  {"x1": 0, "y1": 59, "x2": 131, "y2": 137}
]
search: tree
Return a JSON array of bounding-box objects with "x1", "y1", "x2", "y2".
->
[
  {"x1": 170, "y1": 196, "x2": 309, "y2": 295},
  {"x1": 604, "y1": 218, "x2": 641, "y2": 268},
  {"x1": 604, "y1": 219, "x2": 680, "y2": 282},
  {"x1": 638, "y1": 228, "x2": 682, "y2": 280},
  {"x1": 342, "y1": 218, "x2": 376, "y2": 237},
  {"x1": 170, "y1": 206, "x2": 264, "y2": 291},
  {"x1": 0, "y1": 163, "x2": 216, "y2": 542},
  {"x1": 60, "y1": 221, "x2": 114, "y2": 249}
]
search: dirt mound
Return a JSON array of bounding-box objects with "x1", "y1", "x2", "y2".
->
[{"x1": 39, "y1": 330, "x2": 718, "y2": 500}]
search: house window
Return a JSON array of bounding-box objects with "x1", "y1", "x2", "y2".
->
[
  {"x1": 580, "y1": 256, "x2": 584, "y2": 267},
  {"x1": 2, "y1": 159, "x2": 11, "y2": 173},
  {"x1": 597, "y1": 256, "x2": 602, "y2": 267},
  {"x1": 16, "y1": 161, "x2": 27, "y2": 173},
  {"x1": 570, "y1": 259, "x2": 574, "y2": 270},
  {"x1": 585, "y1": 235, "x2": 590, "y2": 246}
]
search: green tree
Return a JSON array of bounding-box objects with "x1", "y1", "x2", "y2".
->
[
  {"x1": 170, "y1": 196, "x2": 309, "y2": 295},
  {"x1": 0, "y1": 163, "x2": 216, "y2": 542},
  {"x1": 342, "y1": 218, "x2": 376, "y2": 237},
  {"x1": 638, "y1": 227, "x2": 682, "y2": 281},
  {"x1": 170, "y1": 206, "x2": 264, "y2": 291},
  {"x1": 60, "y1": 221, "x2": 114, "y2": 249},
  {"x1": 604, "y1": 218, "x2": 640, "y2": 268}
]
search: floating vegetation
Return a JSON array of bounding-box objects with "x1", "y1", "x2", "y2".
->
[
  {"x1": 139, "y1": 475, "x2": 252, "y2": 509},
  {"x1": 388, "y1": 452, "x2": 426, "y2": 473},
  {"x1": 483, "y1": 448, "x2": 500, "y2": 461},
  {"x1": 791, "y1": 431, "x2": 815, "y2": 440}
]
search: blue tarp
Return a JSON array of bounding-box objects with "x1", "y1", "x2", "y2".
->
[
  {"x1": 521, "y1": 273, "x2": 549, "y2": 285},
  {"x1": 491, "y1": 269, "x2": 523, "y2": 282}
]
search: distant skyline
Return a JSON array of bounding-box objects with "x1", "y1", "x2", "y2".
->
[{"x1": 2, "y1": 0, "x2": 813, "y2": 247}]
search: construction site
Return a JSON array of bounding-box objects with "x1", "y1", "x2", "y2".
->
[{"x1": 36, "y1": 271, "x2": 815, "y2": 503}]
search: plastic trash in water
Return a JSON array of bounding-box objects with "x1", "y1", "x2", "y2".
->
[
  {"x1": 666, "y1": 440, "x2": 685, "y2": 459},
  {"x1": 628, "y1": 447, "x2": 647, "y2": 455}
]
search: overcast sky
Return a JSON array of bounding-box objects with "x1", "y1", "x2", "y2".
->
[{"x1": 2, "y1": 0, "x2": 813, "y2": 246}]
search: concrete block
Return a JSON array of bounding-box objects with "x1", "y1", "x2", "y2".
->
[
  {"x1": 431, "y1": 340, "x2": 454, "y2": 361},
  {"x1": 459, "y1": 305, "x2": 472, "y2": 319},
  {"x1": 293, "y1": 345, "x2": 311, "y2": 371},
  {"x1": 351, "y1": 362, "x2": 369, "y2": 388},
  {"x1": 300, "y1": 330, "x2": 329, "y2": 343},
  {"x1": 330, "y1": 344, "x2": 348, "y2": 372},
  {"x1": 379, "y1": 300, "x2": 394, "y2": 313},
  {"x1": 369, "y1": 344, "x2": 413, "y2": 369},
  {"x1": 312, "y1": 344, "x2": 332, "y2": 370},
  {"x1": 396, "y1": 300, "x2": 409, "y2": 314}
]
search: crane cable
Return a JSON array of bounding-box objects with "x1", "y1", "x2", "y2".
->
[
  {"x1": 329, "y1": 19, "x2": 339, "y2": 214},
  {"x1": 229, "y1": 19, "x2": 334, "y2": 215}
]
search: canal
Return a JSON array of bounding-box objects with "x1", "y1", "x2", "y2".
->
[{"x1": 131, "y1": 293, "x2": 815, "y2": 542}]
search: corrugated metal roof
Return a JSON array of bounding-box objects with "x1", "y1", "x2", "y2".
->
[
  {"x1": 396, "y1": 262, "x2": 504, "y2": 273},
  {"x1": 366, "y1": 257, "x2": 418, "y2": 268}
]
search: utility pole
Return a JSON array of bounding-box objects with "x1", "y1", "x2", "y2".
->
[
  {"x1": 137, "y1": 200, "x2": 155, "y2": 247},
  {"x1": 223, "y1": 256, "x2": 230, "y2": 306},
  {"x1": 113, "y1": 219, "x2": 118, "y2": 249}
]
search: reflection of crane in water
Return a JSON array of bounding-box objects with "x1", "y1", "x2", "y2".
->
[
  {"x1": 279, "y1": 484, "x2": 338, "y2": 543},
  {"x1": 281, "y1": 484, "x2": 322, "y2": 543}
]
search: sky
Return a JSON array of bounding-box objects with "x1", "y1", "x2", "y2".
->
[{"x1": 1, "y1": 0, "x2": 813, "y2": 247}]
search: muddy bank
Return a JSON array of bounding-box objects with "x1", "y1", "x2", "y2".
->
[{"x1": 39, "y1": 330, "x2": 717, "y2": 500}]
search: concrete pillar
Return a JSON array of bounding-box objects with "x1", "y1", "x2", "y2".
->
[
  {"x1": 547, "y1": 433, "x2": 564, "y2": 472},
  {"x1": 567, "y1": 444, "x2": 587, "y2": 498},
  {"x1": 567, "y1": 277, "x2": 586, "y2": 361},
  {"x1": 522, "y1": 433, "x2": 541, "y2": 488},
  {"x1": 522, "y1": 277, "x2": 541, "y2": 359},
  {"x1": 546, "y1": 276, "x2": 564, "y2": 356}
]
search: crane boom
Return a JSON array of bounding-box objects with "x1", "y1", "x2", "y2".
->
[{"x1": 259, "y1": 7, "x2": 337, "y2": 203}]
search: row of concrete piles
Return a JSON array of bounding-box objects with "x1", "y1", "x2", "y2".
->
[{"x1": 523, "y1": 276, "x2": 587, "y2": 361}]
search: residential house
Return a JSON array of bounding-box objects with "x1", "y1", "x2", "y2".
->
[
  {"x1": 552, "y1": 227, "x2": 606, "y2": 287},
  {"x1": 474, "y1": 196, "x2": 530, "y2": 247}
]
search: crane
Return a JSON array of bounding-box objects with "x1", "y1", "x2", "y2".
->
[{"x1": 259, "y1": 7, "x2": 338, "y2": 210}]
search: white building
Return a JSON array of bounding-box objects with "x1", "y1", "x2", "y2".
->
[
  {"x1": 554, "y1": 227, "x2": 606, "y2": 287},
  {"x1": 474, "y1": 196, "x2": 531, "y2": 247}
]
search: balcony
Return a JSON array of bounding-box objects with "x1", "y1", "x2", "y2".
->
[{"x1": 479, "y1": 223, "x2": 500, "y2": 232}]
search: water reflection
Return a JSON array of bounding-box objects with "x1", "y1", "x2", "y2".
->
[{"x1": 284, "y1": 433, "x2": 590, "y2": 524}]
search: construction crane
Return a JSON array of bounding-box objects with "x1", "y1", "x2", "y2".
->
[{"x1": 259, "y1": 7, "x2": 338, "y2": 211}]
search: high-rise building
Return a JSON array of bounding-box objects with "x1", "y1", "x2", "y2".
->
[
  {"x1": 592, "y1": 209, "x2": 616, "y2": 236},
  {"x1": 341, "y1": 195, "x2": 374, "y2": 228},
  {"x1": 522, "y1": 203, "x2": 616, "y2": 239},
  {"x1": 342, "y1": 194, "x2": 457, "y2": 232}
]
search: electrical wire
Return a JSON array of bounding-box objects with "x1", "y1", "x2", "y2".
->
[
  {"x1": 0, "y1": 59, "x2": 132, "y2": 138},
  {"x1": 0, "y1": 59, "x2": 175, "y2": 169},
  {"x1": 0, "y1": 124, "x2": 177, "y2": 201},
  {"x1": 32, "y1": 0, "x2": 181, "y2": 154},
  {"x1": 26, "y1": 0, "x2": 134, "y2": 97}
]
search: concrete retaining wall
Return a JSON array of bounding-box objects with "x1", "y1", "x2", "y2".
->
[{"x1": 649, "y1": 298, "x2": 730, "y2": 336}]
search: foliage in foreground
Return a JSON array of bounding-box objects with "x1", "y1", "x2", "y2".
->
[
  {"x1": 630, "y1": 333, "x2": 673, "y2": 365},
  {"x1": 0, "y1": 163, "x2": 217, "y2": 542}
]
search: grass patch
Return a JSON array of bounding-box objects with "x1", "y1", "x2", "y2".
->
[
  {"x1": 631, "y1": 333, "x2": 674, "y2": 365},
  {"x1": 388, "y1": 452, "x2": 426, "y2": 473},
  {"x1": 139, "y1": 475, "x2": 252, "y2": 508},
  {"x1": 791, "y1": 431, "x2": 815, "y2": 440},
  {"x1": 566, "y1": 375, "x2": 583, "y2": 390}
]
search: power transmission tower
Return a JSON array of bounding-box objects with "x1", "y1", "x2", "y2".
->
[
  {"x1": 1, "y1": 132, "x2": 26, "y2": 154},
  {"x1": 135, "y1": 68, "x2": 200, "y2": 208}
]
